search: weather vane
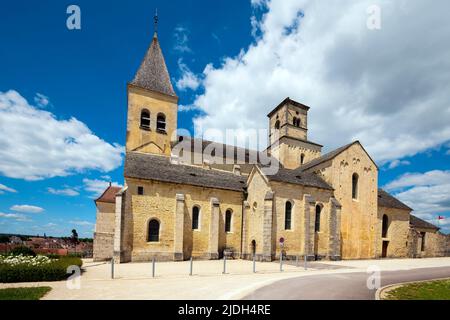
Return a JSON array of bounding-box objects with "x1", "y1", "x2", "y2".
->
[{"x1": 154, "y1": 8, "x2": 158, "y2": 34}]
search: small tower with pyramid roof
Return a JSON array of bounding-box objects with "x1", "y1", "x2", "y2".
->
[{"x1": 126, "y1": 12, "x2": 178, "y2": 155}]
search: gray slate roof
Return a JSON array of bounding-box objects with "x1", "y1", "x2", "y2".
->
[
  {"x1": 410, "y1": 215, "x2": 439, "y2": 231},
  {"x1": 264, "y1": 167, "x2": 334, "y2": 190},
  {"x1": 130, "y1": 33, "x2": 176, "y2": 97},
  {"x1": 377, "y1": 189, "x2": 412, "y2": 211},
  {"x1": 124, "y1": 152, "x2": 246, "y2": 192},
  {"x1": 172, "y1": 137, "x2": 276, "y2": 164}
]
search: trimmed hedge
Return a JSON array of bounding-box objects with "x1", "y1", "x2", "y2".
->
[
  {"x1": 10, "y1": 246, "x2": 36, "y2": 257},
  {"x1": 0, "y1": 256, "x2": 82, "y2": 283}
]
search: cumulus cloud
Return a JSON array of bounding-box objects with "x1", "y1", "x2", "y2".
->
[
  {"x1": 387, "y1": 159, "x2": 411, "y2": 170},
  {"x1": 83, "y1": 177, "x2": 122, "y2": 198},
  {"x1": 47, "y1": 187, "x2": 79, "y2": 197},
  {"x1": 0, "y1": 212, "x2": 32, "y2": 222},
  {"x1": 0, "y1": 90, "x2": 124, "y2": 181},
  {"x1": 10, "y1": 205, "x2": 44, "y2": 214},
  {"x1": 385, "y1": 170, "x2": 450, "y2": 232},
  {"x1": 0, "y1": 183, "x2": 17, "y2": 194},
  {"x1": 190, "y1": 0, "x2": 450, "y2": 164},
  {"x1": 173, "y1": 26, "x2": 192, "y2": 53},
  {"x1": 34, "y1": 93, "x2": 51, "y2": 108},
  {"x1": 69, "y1": 220, "x2": 94, "y2": 226},
  {"x1": 176, "y1": 59, "x2": 201, "y2": 91}
]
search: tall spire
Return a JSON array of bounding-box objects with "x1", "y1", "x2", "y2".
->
[{"x1": 130, "y1": 11, "x2": 177, "y2": 98}]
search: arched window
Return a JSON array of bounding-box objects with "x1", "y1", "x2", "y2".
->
[
  {"x1": 274, "y1": 120, "x2": 280, "y2": 130},
  {"x1": 300, "y1": 153, "x2": 305, "y2": 165},
  {"x1": 293, "y1": 117, "x2": 301, "y2": 127},
  {"x1": 296, "y1": 118, "x2": 301, "y2": 127},
  {"x1": 225, "y1": 210, "x2": 232, "y2": 232},
  {"x1": 157, "y1": 113, "x2": 166, "y2": 132},
  {"x1": 148, "y1": 219, "x2": 160, "y2": 242},
  {"x1": 352, "y1": 173, "x2": 359, "y2": 200},
  {"x1": 192, "y1": 206, "x2": 200, "y2": 230},
  {"x1": 315, "y1": 205, "x2": 322, "y2": 232},
  {"x1": 382, "y1": 214, "x2": 389, "y2": 238},
  {"x1": 140, "y1": 109, "x2": 150, "y2": 129},
  {"x1": 285, "y1": 201, "x2": 292, "y2": 230}
]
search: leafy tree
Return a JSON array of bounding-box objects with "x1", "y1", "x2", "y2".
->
[
  {"x1": 70, "y1": 229, "x2": 79, "y2": 246},
  {"x1": 0, "y1": 235, "x2": 10, "y2": 243}
]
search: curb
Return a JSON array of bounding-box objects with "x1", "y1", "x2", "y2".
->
[{"x1": 375, "y1": 277, "x2": 450, "y2": 300}]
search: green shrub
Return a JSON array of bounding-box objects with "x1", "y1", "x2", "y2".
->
[
  {"x1": 0, "y1": 256, "x2": 83, "y2": 283},
  {"x1": 9, "y1": 246, "x2": 36, "y2": 257}
]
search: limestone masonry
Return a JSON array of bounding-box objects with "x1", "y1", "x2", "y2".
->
[{"x1": 93, "y1": 27, "x2": 449, "y2": 263}]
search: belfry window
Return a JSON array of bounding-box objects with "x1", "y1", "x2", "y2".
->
[
  {"x1": 315, "y1": 205, "x2": 322, "y2": 232},
  {"x1": 148, "y1": 219, "x2": 160, "y2": 242},
  {"x1": 293, "y1": 117, "x2": 301, "y2": 127},
  {"x1": 275, "y1": 120, "x2": 280, "y2": 130},
  {"x1": 300, "y1": 154, "x2": 305, "y2": 165},
  {"x1": 157, "y1": 113, "x2": 166, "y2": 132},
  {"x1": 352, "y1": 173, "x2": 359, "y2": 200},
  {"x1": 225, "y1": 210, "x2": 232, "y2": 232},
  {"x1": 285, "y1": 201, "x2": 292, "y2": 230},
  {"x1": 192, "y1": 206, "x2": 200, "y2": 230},
  {"x1": 140, "y1": 109, "x2": 151, "y2": 130}
]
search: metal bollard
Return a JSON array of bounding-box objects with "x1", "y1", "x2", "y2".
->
[
  {"x1": 304, "y1": 255, "x2": 307, "y2": 270},
  {"x1": 189, "y1": 257, "x2": 193, "y2": 276},
  {"x1": 111, "y1": 257, "x2": 114, "y2": 279},
  {"x1": 152, "y1": 257, "x2": 156, "y2": 278},
  {"x1": 280, "y1": 253, "x2": 283, "y2": 272},
  {"x1": 253, "y1": 254, "x2": 256, "y2": 273},
  {"x1": 223, "y1": 254, "x2": 227, "y2": 274}
]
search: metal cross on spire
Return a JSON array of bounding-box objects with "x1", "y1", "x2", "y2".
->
[{"x1": 154, "y1": 8, "x2": 158, "y2": 35}]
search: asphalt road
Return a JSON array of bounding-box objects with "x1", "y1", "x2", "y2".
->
[{"x1": 243, "y1": 266, "x2": 450, "y2": 300}]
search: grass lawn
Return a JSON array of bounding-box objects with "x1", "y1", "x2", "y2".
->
[
  {"x1": 385, "y1": 279, "x2": 450, "y2": 300},
  {"x1": 0, "y1": 287, "x2": 52, "y2": 300}
]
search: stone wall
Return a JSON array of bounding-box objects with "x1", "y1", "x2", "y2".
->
[
  {"x1": 305, "y1": 143, "x2": 379, "y2": 259},
  {"x1": 93, "y1": 202, "x2": 115, "y2": 261},
  {"x1": 377, "y1": 206, "x2": 410, "y2": 258},
  {"x1": 125, "y1": 178, "x2": 243, "y2": 262},
  {"x1": 408, "y1": 227, "x2": 449, "y2": 258}
]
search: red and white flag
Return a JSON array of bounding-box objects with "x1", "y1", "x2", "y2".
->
[{"x1": 438, "y1": 216, "x2": 445, "y2": 220}]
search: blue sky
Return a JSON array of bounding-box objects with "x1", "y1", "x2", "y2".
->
[{"x1": 1, "y1": 0, "x2": 449, "y2": 237}]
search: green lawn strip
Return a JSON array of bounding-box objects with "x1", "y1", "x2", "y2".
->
[
  {"x1": 385, "y1": 279, "x2": 450, "y2": 300},
  {"x1": 0, "y1": 286, "x2": 52, "y2": 300}
]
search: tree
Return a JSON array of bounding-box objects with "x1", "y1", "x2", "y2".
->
[{"x1": 70, "y1": 229, "x2": 79, "y2": 246}]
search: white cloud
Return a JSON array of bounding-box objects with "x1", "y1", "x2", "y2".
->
[
  {"x1": 385, "y1": 170, "x2": 450, "y2": 233},
  {"x1": 10, "y1": 204, "x2": 44, "y2": 214},
  {"x1": 387, "y1": 160, "x2": 411, "y2": 170},
  {"x1": 0, "y1": 212, "x2": 32, "y2": 222},
  {"x1": 173, "y1": 26, "x2": 192, "y2": 53},
  {"x1": 0, "y1": 90, "x2": 124, "y2": 181},
  {"x1": 69, "y1": 220, "x2": 94, "y2": 226},
  {"x1": 190, "y1": 0, "x2": 450, "y2": 163},
  {"x1": 385, "y1": 170, "x2": 450, "y2": 191},
  {"x1": 47, "y1": 187, "x2": 79, "y2": 197},
  {"x1": 83, "y1": 177, "x2": 122, "y2": 198},
  {"x1": 176, "y1": 59, "x2": 201, "y2": 91},
  {"x1": 34, "y1": 93, "x2": 50, "y2": 108},
  {"x1": 45, "y1": 222, "x2": 58, "y2": 227},
  {"x1": 0, "y1": 183, "x2": 17, "y2": 194}
]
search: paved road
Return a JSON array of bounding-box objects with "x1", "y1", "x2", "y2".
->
[{"x1": 243, "y1": 266, "x2": 450, "y2": 300}]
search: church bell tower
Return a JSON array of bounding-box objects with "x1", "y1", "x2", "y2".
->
[
  {"x1": 268, "y1": 98, "x2": 322, "y2": 169},
  {"x1": 126, "y1": 13, "x2": 178, "y2": 156}
]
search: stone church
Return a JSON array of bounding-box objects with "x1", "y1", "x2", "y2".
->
[{"x1": 93, "y1": 27, "x2": 449, "y2": 263}]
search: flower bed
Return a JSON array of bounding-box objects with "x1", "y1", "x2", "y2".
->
[{"x1": 0, "y1": 254, "x2": 82, "y2": 283}]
